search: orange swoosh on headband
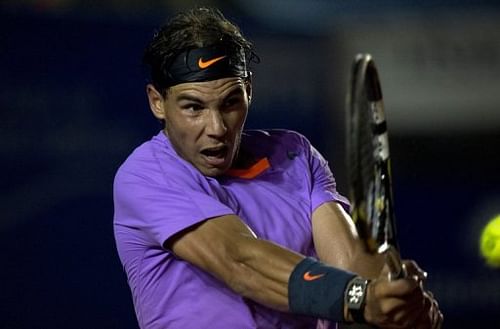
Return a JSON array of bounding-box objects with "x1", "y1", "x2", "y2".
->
[
  {"x1": 198, "y1": 55, "x2": 227, "y2": 69},
  {"x1": 303, "y1": 271, "x2": 325, "y2": 281}
]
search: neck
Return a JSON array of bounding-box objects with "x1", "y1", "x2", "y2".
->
[{"x1": 231, "y1": 147, "x2": 257, "y2": 169}]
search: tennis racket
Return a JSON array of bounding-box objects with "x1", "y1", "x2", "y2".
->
[{"x1": 346, "y1": 53, "x2": 404, "y2": 280}]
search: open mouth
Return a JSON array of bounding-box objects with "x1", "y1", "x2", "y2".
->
[{"x1": 200, "y1": 145, "x2": 229, "y2": 161}]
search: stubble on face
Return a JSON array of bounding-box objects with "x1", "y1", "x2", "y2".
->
[{"x1": 160, "y1": 78, "x2": 250, "y2": 177}]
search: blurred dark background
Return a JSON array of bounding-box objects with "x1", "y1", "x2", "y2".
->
[{"x1": 1, "y1": 1, "x2": 500, "y2": 328}]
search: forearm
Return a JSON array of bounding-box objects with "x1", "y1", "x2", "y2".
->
[
  {"x1": 227, "y1": 240, "x2": 362, "y2": 323},
  {"x1": 225, "y1": 238, "x2": 368, "y2": 323},
  {"x1": 223, "y1": 237, "x2": 304, "y2": 310},
  {"x1": 168, "y1": 214, "x2": 304, "y2": 311}
]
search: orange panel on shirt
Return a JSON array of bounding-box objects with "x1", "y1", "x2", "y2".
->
[{"x1": 226, "y1": 158, "x2": 271, "y2": 179}]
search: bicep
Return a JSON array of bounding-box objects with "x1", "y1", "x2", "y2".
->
[{"x1": 312, "y1": 201, "x2": 384, "y2": 278}]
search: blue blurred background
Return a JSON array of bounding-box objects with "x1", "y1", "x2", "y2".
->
[{"x1": 1, "y1": 0, "x2": 500, "y2": 328}]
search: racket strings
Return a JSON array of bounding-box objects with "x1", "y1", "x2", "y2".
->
[
  {"x1": 350, "y1": 86, "x2": 381, "y2": 251},
  {"x1": 350, "y1": 77, "x2": 390, "y2": 252}
]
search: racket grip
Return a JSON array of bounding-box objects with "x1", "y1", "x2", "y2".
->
[{"x1": 383, "y1": 245, "x2": 405, "y2": 281}]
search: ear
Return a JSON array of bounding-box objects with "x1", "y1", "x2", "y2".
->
[
  {"x1": 146, "y1": 84, "x2": 166, "y2": 120},
  {"x1": 245, "y1": 75, "x2": 253, "y2": 105}
]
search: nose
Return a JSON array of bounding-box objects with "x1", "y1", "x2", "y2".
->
[{"x1": 205, "y1": 109, "x2": 227, "y2": 138}]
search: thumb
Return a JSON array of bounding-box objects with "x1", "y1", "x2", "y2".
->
[{"x1": 402, "y1": 260, "x2": 428, "y2": 282}]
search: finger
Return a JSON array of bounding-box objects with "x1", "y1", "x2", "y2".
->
[
  {"x1": 367, "y1": 277, "x2": 426, "y2": 328},
  {"x1": 431, "y1": 299, "x2": 444, "y2": 329},
  {"x1": 413, "y1": 293, "x2": 434, "y2": 329},
  {"x1": 390, "y1": 303, "x2": 427, "y2": 328},
  {"x1": 373, "y1": 275, "x2": 421, "y2": 299},
  {"x1": 413, "y1": 292, "x2": 444, "y2": 329},
  {"x1": 402, "y1": 260, "x2": 428, "y2": 282},
  {"x1": 381, "y1": 286, "x2": 441, "y2": 329},
  {"x1": 372, "y1": 291, "x2": 427, "y2": 328},
  {"x1": 387, "y1": 290, "x2": 430, "y2": 328},
  {"x1": 436, "y1": 311, "x2": 444, "y2": 329},
  {"x1": 423, "y1": 291, "x2": 443, "y2": 329}
]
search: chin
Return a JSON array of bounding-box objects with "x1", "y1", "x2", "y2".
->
[
  {"x1": 203, "y1": 156, "x2": 235, "y2": 177},
  {"x1": 201, "y1": 167, "x2": 226, "y2": 177}
]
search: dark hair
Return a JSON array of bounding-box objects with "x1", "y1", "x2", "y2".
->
[{"x1": 143, "y1": 7, "x2": 256, "y2": 95}]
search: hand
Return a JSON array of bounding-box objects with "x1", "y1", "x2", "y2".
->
[
  {"x1": 413, "y1": 291, "x2": 443, "y2": 329},
  {"x1": 404, "y1": 261, "x2": 443, "y2": 329},
  {"x1": 363, "y1": 261, "x2": 436, "y2": 329}
]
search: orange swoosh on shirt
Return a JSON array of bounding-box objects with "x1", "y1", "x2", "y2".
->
[
  {"x1": 303, "y1": 271, "x2": 325, "y2": 281},
  {"x1": 198, "y1": 55, "x2": 227, "y2": 69}
]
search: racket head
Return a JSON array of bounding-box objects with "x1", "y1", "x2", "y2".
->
[{"x1": 346, "y1": 54, "x2": 399, "y2": 255}]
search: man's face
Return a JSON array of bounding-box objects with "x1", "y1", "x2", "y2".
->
[{"x1": 147, "y1": 77, "x2": 251, "y2": 177}]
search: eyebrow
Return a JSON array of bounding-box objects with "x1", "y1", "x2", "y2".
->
[
  {"x1": 176, "y1": 94, "x2": 203, "y2": 103},
  {"x1": 175, "y1": 87, "x2": 245, "y2": 104},
  {"x1": 224, "y1": 88, "x2": 245, "y2": 100}
]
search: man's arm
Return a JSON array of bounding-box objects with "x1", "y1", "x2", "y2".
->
[
  {"x1": 312, "y1": 201, "x2": 385, "y2": 278},
  {"x1": 167, "y1": 214, "x2": 303, "y2": 311},
  {"x1": 312, "y1": 201, "x2": 443, "y2": 328},
  {"x1": 167, "y1": 211, "x2": 435, "y2": 328}
]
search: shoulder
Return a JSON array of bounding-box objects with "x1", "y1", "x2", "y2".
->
[
  {"x1": 115, "y1": 133, "x2": 162, "y2": 183},
  {"x1": 243, "y1": 128, "x2": 308, "y2": 140},
  {"x1": 114, "y1": 131, "x2": 195, "y2": 187},
  {"x1": 240, "y1": 129, "x2": 316, "y2": 172},
  {"x1": 242, "y1": 129, "x2": 312, "y2": 151}
]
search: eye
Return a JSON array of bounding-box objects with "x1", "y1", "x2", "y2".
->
[
  {"x1": 223, "y1": 96, "x2": 243, "y2": 109},
  {"x1": 182, "y1": 103, "x2": 204, "y2": 112}
]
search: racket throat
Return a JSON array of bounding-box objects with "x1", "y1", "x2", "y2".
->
[{"x1": 378, "y1": 243, "x2": 405, "y2": 280}]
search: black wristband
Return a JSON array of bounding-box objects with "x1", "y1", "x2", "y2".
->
[
  {"x1": 344, "y1": 276, "x2": 369, "y2": 323},
  {"x1": 288, "y1": 257, "x2": 356, "y2": 322}
]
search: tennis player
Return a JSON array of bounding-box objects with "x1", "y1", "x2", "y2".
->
[{"x1": 113, "y1": 7, "x2": 442, "y2": 329}]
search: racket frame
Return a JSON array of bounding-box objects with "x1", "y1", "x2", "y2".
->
[{"x1": 347, "y1": 53, "x2": 404, "y2": 280}]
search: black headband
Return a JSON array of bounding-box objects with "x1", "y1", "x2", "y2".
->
[{"x1": 160, "y1": 44, "x2": 248, "y2": 88}]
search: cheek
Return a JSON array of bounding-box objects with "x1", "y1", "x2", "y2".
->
[
  {"x1": 164, "y1": 111, "x2": 191, "y2": 136},
  {"x1": 167, "y1": 123, "x2": 192, "y2": 145},
  {"x1": 164, "y1": 119, "x2": 188, "y2": 145},
  {"x1": 230, "y1": 108, "x2": 249, "y2": 130}
]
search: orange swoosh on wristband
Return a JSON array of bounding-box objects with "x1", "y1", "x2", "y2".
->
[
  {"x1": 303, "y1": 271, "x2": 325, "y2": 281},
  {"x1": 198, "y1": 55, "x2": 226, "y2": 69}
]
